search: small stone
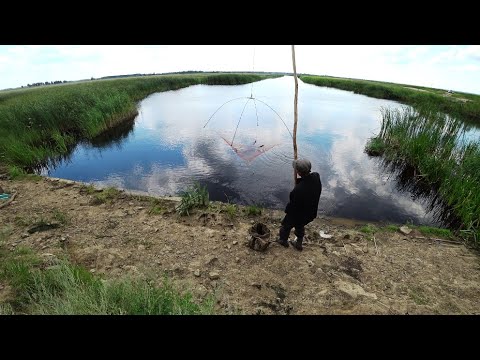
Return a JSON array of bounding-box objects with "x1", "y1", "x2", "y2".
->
[
  {"x1": 138, "y1": 245, "x2": 145, "y2": 251},
  {"x1": 90, "y1": 269, "x2": 96, "y2": 273},
  {"x1": 129, "y1": 202, "x2": 134, "y2": 206},
  {"x1": 235, "y1": 257, "x2": 240, "y2": 263},
  {"x1": 251, "y1": 283, "x2": 262, "y2": 289},
  {"x1": 233, "y1": 241, "x2": 238, "y2": 245},
  {"x1": 196, "y1": 285, "x2": 208, "y2": 297},
  {"x1": 194, "y1": 269, "x2": 201, "y2": 277},
  {"x1": 209, "y1": 271, "x2": 220, "y2": 280},
  {"x1": 306, "y1": 260, "x2": 315, "y2": 267},
  {"x1": 21, "y1": 233, "x2": 30, "y2": 238},
  {"x1": 227, "y1": 244, "x2": 231, "y2": 250},
  {"x1": 335, "y1": 280, "x2": 377, "y2": 300},
  {"x1": 154, "y1": 228, "x2": 159, "y2": 232},
  {"x1": 400, "y1": 226, "x2": 412, "y2": 235}
]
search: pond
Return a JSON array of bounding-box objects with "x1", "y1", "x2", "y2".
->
[{"x1": 42, "y1": 76, "x2": 462, "y2": 226}]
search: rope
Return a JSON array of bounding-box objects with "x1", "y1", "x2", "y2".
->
[
  {"x1": 250, "y1": 46, "x2": 256, "y2": 98},
  {"x1": 231, "y1": 98, "x2": 251, "y2": 146},
  {"x1": 203, "y1": 97, "x2": 247, "y2": 128},
  {"x1": 253, "y1": 98, "x2": 259, "y2": 144},
  {"x1": 204, "y1": 97, "x2": 293, "y2": 140},
  {"x1": 254, "y1": 98, "x2": 293, "y2": 139},
  {"x1": 205, "y1": 45, "x2": 294, "y2": 146}
]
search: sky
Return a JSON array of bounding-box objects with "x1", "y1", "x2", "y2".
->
[{"x1": 1, "y1": 45, "x2": 480, "y2": 94}]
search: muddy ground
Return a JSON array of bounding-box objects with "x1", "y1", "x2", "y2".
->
[{"x1": 1, "y1": 177, "x2": 480, "y2": 315}]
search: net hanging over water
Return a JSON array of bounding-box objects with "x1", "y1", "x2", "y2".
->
[
  {"x1": 203, "y1": 96, "x2": 293, "y2": 163},
  {"x1": 203, "y1": 46, "x2": 294, "y2": 163},
  {"x1": 219, "y1": 135, "x2": 278, "y2": 162}
]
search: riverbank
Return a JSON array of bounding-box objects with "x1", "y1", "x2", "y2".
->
[
  {"x1": 0, "y1": 73, "x2": 277, "y2": 169},
  {"x1": 300, "y1": 75, "x2": 480, "y2": 123},
  {"x1": 1, "y1": 176, "x2": 479, "y2": 314}
]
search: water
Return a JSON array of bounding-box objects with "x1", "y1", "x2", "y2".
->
[{"x1": 42, "y1": 76, "x2": 470, "y2": 226}]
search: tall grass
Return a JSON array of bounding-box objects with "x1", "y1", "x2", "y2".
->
[
  {"x1": 176, "y1": 182, "x2": 210, "y2": 216},
  {"x1": 366, "y1": 105, "x2": 480, "y2": 244},
  {"x1": 300, "y1": 75, "x2": 480, "y2": 123},
  {"x1": 0, "y1": 243, "x2": 214, "y2": 315},
  {"x1": 0, "y1": 74, "x2": 276, "y2": 169},
  {"x1": 245, "y1": 205, "x2": 262, "y2": 216},
  {"x1": 28, "y1": 264, "x2": 214, "y2": 315}
]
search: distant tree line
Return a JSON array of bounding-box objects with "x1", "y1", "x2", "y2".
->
[
  {"x1": 20, "y1": 71, "x2": 306, "y2": 89},
  {"x1": 22, "y1": 80, "x2": 69, "y2": 88},
  {"x1": 95, "y1": 70, "x2": 304, "y2": 80}
]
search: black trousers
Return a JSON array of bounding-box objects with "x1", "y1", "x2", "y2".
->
[{"x1": 279, "y1": 214, "x2": 306, "y2": 243}]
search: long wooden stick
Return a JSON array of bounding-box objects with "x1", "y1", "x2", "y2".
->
[{"x1": 291, "y1": 45, "x2": 299, "y2": 185}]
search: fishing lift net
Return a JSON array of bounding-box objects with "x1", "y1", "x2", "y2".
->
[
  {"x1": 203, "y1": 92, "x2": 293, "y2": 163},
  {"x1": 202, "y1": 46, "x2": 293, "y2": 163}
]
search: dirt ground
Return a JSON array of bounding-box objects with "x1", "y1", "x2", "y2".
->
[{"x1": 1, "y1": 177, "x2": 480, "y2": 315}]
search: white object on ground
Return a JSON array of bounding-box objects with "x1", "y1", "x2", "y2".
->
[{"x1": 319, "y1": 230, "x2": 333, "y2": 239}]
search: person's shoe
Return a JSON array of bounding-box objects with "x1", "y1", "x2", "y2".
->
[
  {"x1": 289, "y1": 239, "x2": 303, "y2": 251},
  {"x1": 275, "y1": 238, "x2": 289, "y2": 248}
]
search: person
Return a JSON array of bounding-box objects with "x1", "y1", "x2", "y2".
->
[{"x1": 276, "y1": 158, "x2": 322, "y2": 251}]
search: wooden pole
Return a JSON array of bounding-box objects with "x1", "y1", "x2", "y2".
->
[{"x1": 292, "y1": 45, "x2": 299, "y2": 184}]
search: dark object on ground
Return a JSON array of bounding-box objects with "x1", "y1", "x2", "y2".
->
[
  {"x1": 275, "y1": 238, "x2": 289, "y2": 247},
  {"x1": 289, "y1": 239, "x2": 303, "y2": 251},
  {"x1": 28, "y1": 222, "x2": 61, "y2": 234},
  {"x1": 248, "y1": 222, "x2": 271, "y2": 251}
]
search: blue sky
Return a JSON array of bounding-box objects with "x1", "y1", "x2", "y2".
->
[{"x1": 1, "y1": 45, "x2": 480, "y2": 94}]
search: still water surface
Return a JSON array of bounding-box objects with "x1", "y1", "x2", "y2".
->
[{"x1": 43, "y1": 76, "x2": 460, "y2": 226}]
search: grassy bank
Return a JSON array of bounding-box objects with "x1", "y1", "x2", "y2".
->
[
  {"x1": 365, "y1": 106, "x2": 480, "y2": 245},
  {"x1": 300, "y1": 75, "x2": 480, "y2": 123},
  {"x1": 0, "y1": 73, "x2": 276, "y2": 169},
  {"x1": 0, "y1": 229, "x2": 214, "y2": 315}
]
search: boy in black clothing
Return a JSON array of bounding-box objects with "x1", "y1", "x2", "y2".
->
[{"x1": 276, "y1": 158, "x2": 322, "y2": 251}]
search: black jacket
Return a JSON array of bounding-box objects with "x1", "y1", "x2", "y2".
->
[{"x1": 285, "y1": 172, "x2": 322, "y2": 224}]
